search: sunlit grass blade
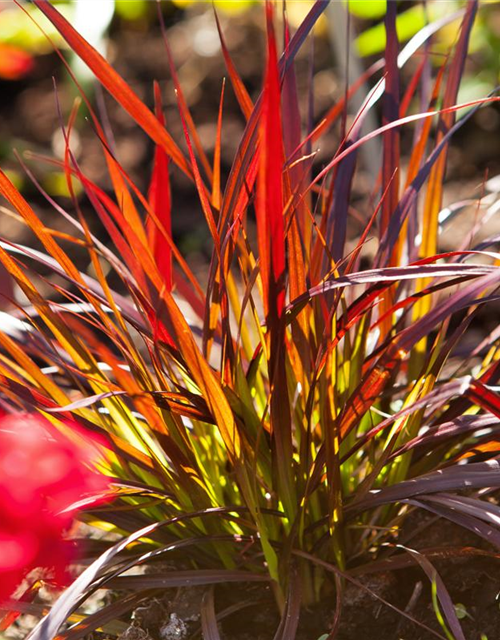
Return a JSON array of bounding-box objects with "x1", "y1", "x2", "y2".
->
[
  {"x1": 256, "y1": 1, "x2": 295, "y2": 521},
  {"x1": 147, "y1": 81, "x2": 172, "y2": 292}
]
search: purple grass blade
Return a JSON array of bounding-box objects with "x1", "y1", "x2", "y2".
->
[
  {"x1": 408, "y1": 497, "x2": 500, "y2": 549},
  {"x1": 279, "y1": 0, "x2": 330, "y2": 79},
  {"x1": 341, "y1": 379, "x2": 472, "y2": 464},
  {"x1": 0, "y1": 239, "x2": 144, "y2": 330},
  {"x1": 106, "y1": 570, "x2": 268, "y2": 590},
  {"x1": 288, "y1": 261, "x2": 498, "y2": 310},
  {"x1": 324, "y1": 144, "x2": 357, "y2": 265},
  {"x1": 44, "y1": 390, "x2": 128, "y2": 412},
  {"x1": 389, "y1": 414, "x2": 499, "y2": 460},
  {"x1": 381, "y1": 0, "x2": 400, "y2": 242},
  {"x1": 292, "y1": 550, "x2": 447, "y2": 639},
  {"x1": 272, "y1": 566, "x2": 301, "y2": 640},
  {"x1": 422, "y1": 493, "x2": 500, "y2": 528},
  {"x1": 26, "y1": 508, "x2": 275, "y2": 640},
  {"x1": 399, "y1": 546, "x2": 466, "y2": 640},
  {"x1": 350, "y1": 459, "x2": 500, "y2": 514},
  {"x1": 282, "y1": 15, "x2": 302, "y2": 167},
  {"x1": 395, "y1": 269, "x2": 500, "y2": 354},
  {"x1": 60, "y1": 592, "x2": 157, "y2": 640},
  {"x1": 350, "y1": 547, "x2": 499, "y2": 577},
  {"x1": 436, "y1": 360, "x2": 500, "y2": 426},
  {"x1": 201, "y1": 587, "x2": 222, "y2": 640},
  {"x1": 379, "y1": 94, "x2": 496, "y2": 263}
]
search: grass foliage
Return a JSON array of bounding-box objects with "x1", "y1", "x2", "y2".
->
[{"x1": 1, "y1": 1, "x2": 500, "y2": 638}]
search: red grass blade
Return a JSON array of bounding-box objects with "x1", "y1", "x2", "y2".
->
[
  {"x1": 257, "y1": 4, "x2": 285, "y2": 323},
  {"x1": 467, "y1": 379, "x2": 500, "y2": 419},
  {"x1": 257, "y1": 1, "x2": 295, "y2": 518},
  {"x1": 147, "y1": 82, "x2": 172, "y2": 292}
]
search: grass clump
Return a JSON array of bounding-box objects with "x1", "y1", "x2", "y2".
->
[{"x1": 1, "y1": 1, "x2": 500, "y2": 638}]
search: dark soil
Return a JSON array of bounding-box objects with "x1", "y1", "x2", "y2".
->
[{"x1": 105, "y1": 517, "x2": 500, "y2": 640}]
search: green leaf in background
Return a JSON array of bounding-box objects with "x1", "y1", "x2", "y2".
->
[
  {"x1": 355, "y1": 4, "x2": 426, "y2": 56},
  {"x1": 2, "y1": 170, "x2": 24, "y2": 192},
  {"x1": 115, "y1": 0, "x2": 148, "y2": 21},
  {"x1": 42, "y1": 172, "x2": 83, "y2": 199},
  {"x1": 0, "y1": 3, "x2": 73, "y2": 53},
  {"x1": 456, "y1": 75, "x2": 494, "y2": 115},
  {"x1": 345, "y1": 0, "x2": 387, "y2": 19},
  {"x1": 172, "y1": 0, "x2": 254, "y2": 13},
  {"x1": 353, "y1": 0, "x2": 488, "y2": 61}
]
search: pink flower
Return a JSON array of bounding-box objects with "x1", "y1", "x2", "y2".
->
[{"x1": 0, "y1": 414, "x2": 108, "y2": 602}]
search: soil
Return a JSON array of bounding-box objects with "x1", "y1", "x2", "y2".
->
[
  {"x1": 100, "y1": 515, "x2": 499, "y2": 640},
  {"x1": 5, "y1": 508, "x2": 499, "y2": 639}
]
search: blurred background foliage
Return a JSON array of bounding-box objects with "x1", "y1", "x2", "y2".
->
[
  {"x1": 0, "y1": 0, "x2": 499, "y2": 261},
  {"x1": 2, "y1": 1, "x2": 499, "y2": 78}
]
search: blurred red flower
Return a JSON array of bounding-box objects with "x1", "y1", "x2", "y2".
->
[
  {"x1": 0, "y1": 413, "x2": 108, "y2": 603},
  {"x1": 0, "y1": 44, "x2": 34, "y2": 81}
]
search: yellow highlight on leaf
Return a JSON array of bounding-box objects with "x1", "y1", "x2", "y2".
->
[{"x1": 172, "y1": 0, "x2": 254, "y2": 15}]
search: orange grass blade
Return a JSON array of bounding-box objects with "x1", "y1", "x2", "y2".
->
[
  {"x1": 214, "y1": 9, "x2": 253, "y2": 121},
  {"x1": 159, "y1": 288, "x2": 241, "y2": 463},
  {"x1": 177, "y1": 92, "x2": 221, "y2": 256},
  {"x1": 418, "y1": 0, "x2": 478, "y2": 280},
  {"x1": 31, "y1": 0, "x2": 192, "y2": 180},
  {"x1": 212, "y1": 79, "x2": 225, "y2": 212},
  {"x1": 156, "y1": 6, "x2": 213, "y2": 185}
]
